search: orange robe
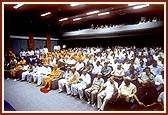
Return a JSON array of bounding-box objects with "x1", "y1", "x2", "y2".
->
[
  {"x1": 10, "y1": 65, "x2": 22, "y2": 77},
  {"x1": 44, "y1": 69, "x2": 61, "y2": 83}
]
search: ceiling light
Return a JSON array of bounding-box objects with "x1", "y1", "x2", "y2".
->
[
  {"x1": 41, "y1": 12, "x2": 51, "y2": 17},
  {"x1": 73, "y1": 17, "x2": 82, "y2": 21},
  {"x1": 70, "y1": 3, "x2": 80, "y2": 7},
  {"x1": 128, "y1": 3, "x2": 138, "y2": 6},
  {"x1": 59, "y1": 18, "x2": 68, "y2": 22},
  {"x1": 86, "y1": 10, "x2": 99, "y2": 15},
  {"x1": 13, "y1": 3, "x2": 24, "y2": 9},
  {"x1": 133, "y1": 4, "x2": 149, "y2": 9},
  {"x1": 98, "y1": 12, "x2": 110, "y2": 16}
]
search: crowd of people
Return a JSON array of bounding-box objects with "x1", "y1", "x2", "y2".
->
[
  {"x1": 4, "y1": 45, "x2": 164, "y2": 111},
  {"x1": 89, "y1": 17, "x2": 160, "y2": 30}
]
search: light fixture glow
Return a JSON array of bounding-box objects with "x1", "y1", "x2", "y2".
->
[
  {"x1": 86, "y1": 10, "x2": 99, "y2": 15},
  {"x1": 73, "y1": 17, "x2": 82, "y2": 21},
  {"x1": 41, "y1": 12, "x2": 51, "y2": 17},
  {"x1": 70, "y1": 3, "x2": 80, "y2": 7},
  {"x1": 128, "y1": 3, "x2": 138, "y2": 6},
  {"x1": 98, "y1": 12, "x2": 110, "y2": 16},
  {"x1": 133, "y1": 4, "x2": 149, "y2": 9},
  {"x1": 13, "y1": 3, "x2": 24, "y2": 9},
  {"x1": 59, "y1": 18, "x2": 68, "y2": 22}
]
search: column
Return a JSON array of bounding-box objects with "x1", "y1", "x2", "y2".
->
[
  {"x1": 28, "y1": 32, "x2": 34, "y2": 50},
  {"x1": 46, "y1": 32, "x2": 51, "y2": 52}
]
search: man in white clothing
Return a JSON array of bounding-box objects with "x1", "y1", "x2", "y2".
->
[
  {"x1": 71, "y1": 69, "x2": 91, "y2": 100},
  {"x1": 85, "y1": 73, "x2": 104, "y2": 107},
  {"x1": 116, "y1": 76, "x2": 137, "y2": 103},
  {"x1": 36, "y1": 63, "x2": 52, "y2": 87},
  {"x1": 91, "y1": 61, "x2": 102, "y2": 76},
  {"x1": 111, "y1": 63, "x2": 125, "y2": 86},
  {"x1": 21, "y1": 63, "x2": 30, "y2": 81},
  {"x1": 97, "y1": 76, "x2": 118, "y2": 111},
  {"x1": 75, "y1": 60, "x2": 84, "y2": 71},
  {"x1": 138, "y1": 67, "x2": 155, "y2": 84},
  {"x1": 58, "y1": 67, "x2": 71, "y2": 93},
  {"x1": 27, "y1": 63, "x2": 39, "y2": 83},
  {"x1": 65, "y1": 67, "x2": 80, "y2": 95}
]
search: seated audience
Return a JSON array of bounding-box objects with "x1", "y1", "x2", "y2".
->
[
  {"x1": 65, "y1": 67, "x2": 80, "y2": 95},
  {"x1": 97, "y1": 76, "x2": 118, "y2": 111},
  {"x1": 131, "y1": 81, "x2": 158, "y2": 110},
  {"x1": 36, "y1": 63, "x2": 52, "y2": 87},
  {"x1": 116, "y1": 76, "x2": 137, "y2": 104},
  {"x1": 138, "y1": 67, "x2": 155, "y2": 85},
  {"x1": 27, "y1": 63, "x2": 39, "y2": 83},
  {"x1": 111, "y1": 63, "x2": 125, "y2": 86},
  {"x1": 101, "y1": 61, "x2": 113, "y2": 80},
  {"x1": 85, "y1": 73, "x2": 104, "y2": 107},
  {"x1": 58, "y1": 66, "x2": 71, "y2": 93},
  {"x1": 71, "y1": 69, "x2": 91, "y2": 100},
  {"x1": 43, "y1": 64, "x2": 61, "y2": 91},
  {"x1": 157, "y1": 91, "x2": 164, "y2": 110}
]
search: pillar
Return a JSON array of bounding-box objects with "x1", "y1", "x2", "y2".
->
[
  {"x1": 28, "y1": 32, "x2": 34, "y2": 50},
  {"x1": 46, "y1": 32, "x2": 51, "y2": 52}
]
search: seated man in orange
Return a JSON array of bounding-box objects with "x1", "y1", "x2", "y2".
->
[
  {"x1": 18, "y1": 56, "x2": 26, "y2": 65},
  {"x1": 8, "y1": 50, "x2": 16, "y2": 59},
  {"x1": 43, "y1": 64, "x2": 61, "y2": 91},
  {"x1": 10, "y1": 62, "x2": 23, "y2": 81}
]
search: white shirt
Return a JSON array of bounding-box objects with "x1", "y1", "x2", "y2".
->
[
  {"x1": 138, "y1": 72, "x2": 155, "y2": 83},
  {"x1": 157, "y1": 92, "x2": 164, "y2": 105},
  {"x1": 92, "y1": 77, "x2": 104, "y2": 89},
  {"x1": 113, "y1": 68, "x2": 125, "y2": 76},
  {"x1": 155, "y1": 74, "x2": 164, "y2": 85},
  {"x1": 64, "y1": 71, "x2": 71, "y2": 81},
  {"x1": 149, "y1": 65, "x2": 161, "y2": 76},
  {"x1": 37, "y1": 66, "x2": 51, "y2": 75},
  {"x1": 103, "y1": 80, "x2": 118, "y2": 94},
  {"x1": 68, "y1": 59, "x2": 76, "y2": 65},
  {"x1": 43, "y1": 48, "x2": 48, "y2": 53},
  {"x1": 19, "y1": 51, "x2": 26, "y2": 57},
  {"x1": 75, "y1": 62, "x2": 84, "y2": 70},
  {"x1": 29, "y1": 50, "x2": 34, "y2": 56},
  {"x1": 79, "y1": 73, "x2": 91, "y2": 85},
  {"x1": 32, "y1": 66, "x2": 39, "y2": 73},
  {"x1": 118, "y1": 81, "x2": 137, "y2": 97},
  {"x1": 22, "y1": 65, "x2": 29, "y2": 71},
  {"x1": 92, "y1": 65, "x2": 102, "y2": 74}
]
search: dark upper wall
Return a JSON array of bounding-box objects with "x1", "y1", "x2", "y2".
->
[{"x1": 60, "y1": 32, "x2": 164, "y2": 48}]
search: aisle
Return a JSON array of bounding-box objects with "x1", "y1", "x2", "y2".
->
[{"x1": 3, "y1": 79, "x2": 97, "y2": 112}]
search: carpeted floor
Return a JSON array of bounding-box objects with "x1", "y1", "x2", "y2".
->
[
  {"x1": 3, "y1": 78, "x2": 97, "y2": 111},
  {"x1": 3, "y1": 78, "x2": 164, "y2": 112}
]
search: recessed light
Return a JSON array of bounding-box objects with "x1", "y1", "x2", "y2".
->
[
  {"x1": 13, "y1": 3, "x2": 24, "y2": 9},
  {"x1": 133, "y1": 4, "x2": 149, "y2": 9},
  {"x1": 41, "y1": 12, "x2": 51, "y2": 17},
  {"x1": 98, "y1": 12, "x2": 110, "y2": 16},
  {"x1": 73, "y1": 17, "x2": 82, "y2": 21},
  {"x1": 86, "y1": 10, "x2": 99, "y2": 15},
  {"x1": 59, "y1": 18, "x2": 68, "y2": 22}
]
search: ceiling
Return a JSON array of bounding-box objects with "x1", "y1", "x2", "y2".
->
[{"x1": 4, "y1": 3, "x2": 164, "y2": 37}]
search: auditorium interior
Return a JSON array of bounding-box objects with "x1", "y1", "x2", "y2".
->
[{"x1": 3, "y1": 3, "x2": 165, "y2": 112}]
